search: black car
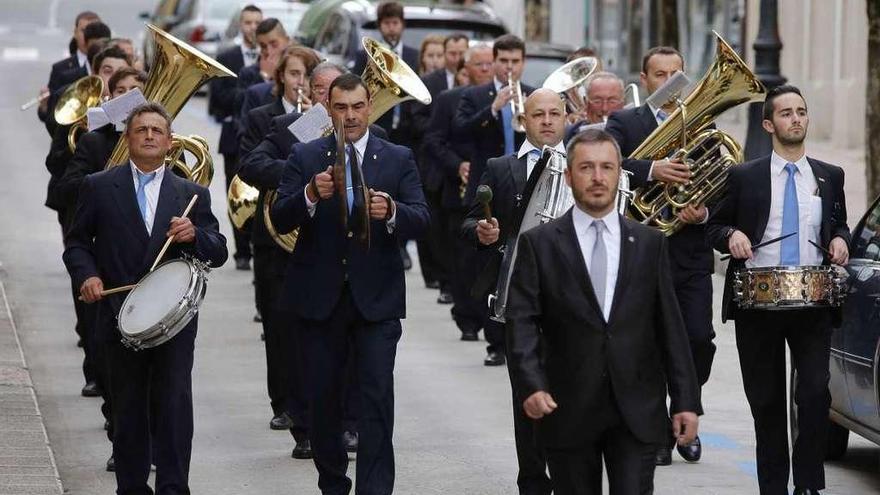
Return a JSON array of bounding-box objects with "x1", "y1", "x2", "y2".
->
[
  {"x1": 792, "y1": 193, "x2": 880, "y2": 458},
  {"x1": 302, "y1": 0, "x2": 507, "y2": 69}
]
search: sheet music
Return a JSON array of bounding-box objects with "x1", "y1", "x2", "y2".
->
[
  {"x1": 86, "y1": 107, "x2": 111, "y2": 131},
  {"x1": 287, "y1": 104, "x2": 333, "y2": 143},
  {"x1": 101, "y1": 88, "x2": 148, "y2": 127}
]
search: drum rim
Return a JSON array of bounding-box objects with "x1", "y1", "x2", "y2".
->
[
  {"x1": 118, "y1": 259, "x2": 201, "y2": 339},
  {"x1": 126, "y1": 276, "x2": 206, "y2": 350}
]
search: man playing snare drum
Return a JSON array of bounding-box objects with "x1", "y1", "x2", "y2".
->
[
  {"x1": 63, "y1": 102, "x2": 227, "y2": 494},
  {"x1": 707, "y1": 85, "x2": 849, "y2": 495}
]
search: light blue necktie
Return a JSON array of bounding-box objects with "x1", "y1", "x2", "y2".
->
[
  {"x1": 346, "y1": 144, "x2": 356, "y2": 217},
  {"x1": 780, "y1": 162, "x2": 800, "y2": 265},
  {"x1": 501, "y1": 101, "x2": 514, "y2": 156},
  {"x1": 657, "y1": 109, "x2": 668, "y2": 122},
  {"x1": 136, "y1": 171, "x2": 157, "y2": 226}
]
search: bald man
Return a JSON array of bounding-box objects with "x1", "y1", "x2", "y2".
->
[
  {"x1": 564, "y1": 72, "x2": 625, "y2": 143},
  {"x1": 460, "y1": 88, "x2": 566, "y2": 495}
]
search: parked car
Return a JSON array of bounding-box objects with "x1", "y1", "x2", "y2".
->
[
  {"x1": 791, "y1": 194, "x2": 880, "y2": 459},
  {"x1": 139, "y1": 0, "x2": 245, "y2": 67},
  {"x1": 217, "y1": 1, "x2": 311, "y2": 54},
  {"x1": 522, "y1": 41, "x2": 574, "y2": 88},
  {"x1": 301, "y1": 0, "x2": 507, "y2": 69}
]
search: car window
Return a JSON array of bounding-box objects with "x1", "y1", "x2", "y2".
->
[
  {"x1": 852, "y1": 198, "x2": 880, "y2": 261},
  {"x1": 315, "y1": 13, "x2": 351, "y2": 56},
  {"x1": 521, "y1": 57, "x2": 565, "y2": 88},
  {"x1": 360, "y1": 23, "x2": 504, "y2": 49},
  {"x1": 204, "y1": 0, "x2": 243, "y2": 19}
]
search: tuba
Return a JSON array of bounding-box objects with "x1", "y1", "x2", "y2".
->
[
  {"x1": 254, "y1": 36, "x2": 432, "y2": 252},
  {"x1": 54, "y1": 75, "x2": 105, "y2": 153},
  {"x1": 542, "y1": 56, "x2": 601, "y2": 116},
  {"x1": 105, "y1": 24, "x2": 236, "y2": 186},
  {"x1": 627, "y1": 32, "x2": 766, "y2": 235}
]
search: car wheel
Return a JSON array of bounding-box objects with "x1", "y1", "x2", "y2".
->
[{"x1": 789, "y1": 369, "x2": 850, "y2": 461}]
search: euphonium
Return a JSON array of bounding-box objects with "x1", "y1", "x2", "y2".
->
[
  {"x1": 542, "y1": 56, "x2": 601, "y2": 116},
  {"x1": 260, "y1": 36, "x2": 432, "y2": 252},
  {"x1": 627, "y1": 31, "x2": 766, "y2": 236},
  {"x1": 54, "y1": 75, "x2": 104, "y2": 153},
  {"x1": 105, "y1": 24, "x2": 236, "y2": 186}
]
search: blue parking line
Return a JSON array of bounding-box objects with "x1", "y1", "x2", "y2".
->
[
  {"x1": 699, "y1": 432, "x2": 741, "y2": 450},
  {"x1": 736, "y1": 460, "x2": 758, "y2": 479}
]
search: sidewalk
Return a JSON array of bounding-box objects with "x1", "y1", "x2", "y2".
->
[{"x1": 0, "y1": 269, "x2": 62, "y2": 495}]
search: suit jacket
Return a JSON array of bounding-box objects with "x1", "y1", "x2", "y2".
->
[
  {"x1": 43, "y1": 56, "x2": 85, "y2": 126},
  {"x1": 57, "y1": 124, "x2": 120, "y2": 210},
  {"x1": 353, "y1": 44, "x2": 419, "y2": 140},
  {"x1": 62, "y1": 165, "x2": 228, "y2": 341},
  {"x1": 44, "y1": 121, "x2": 75, "y2": 211},
  {"x1": 353, "y1": 44, "x2": 419, "y2": 77},
  {"x1": 240, "y1": 98, "x2": 286, "y2": 158},
  {"x1": 409, "y1": 69, "x2": 453, "y2": 191},
  {"x1": 238, "y1": 82, "x2": 274, "y2": 138},
  {"x1": 422, "y1": 86, "x2": 473, "y2": 209},
  {"x1": 605, "y1": 103, "x2": 715, "y2": 274},
  {"x1": 453, "y1": 81, "x2": 534, "y2": 204},
  {"x1": 506, "y1": 210, "x2": 701, "y2": 448},
  {"x1": 706, "y1": 155, "x2": 851, "y2": 322},
  {"x1": 270, "y1": 133, "x2": 429, "y2": 322},
  {"x1": 211, "y1": 45, "x2": 246, "y2": 155}
]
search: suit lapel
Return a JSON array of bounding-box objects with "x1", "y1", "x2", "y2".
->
[
  {"x1": 111, "y1": 164, "x2": 150, "y2": 244},
  {"x1": 509, "y1": 154, "x2": 528, "y2": 195},
  {"x1": 807, "y1": 157, "x2": 832, "y2": 243},
  {"x1": 753, "y1": 158, "x2": 773, "y2": 243},
  {"x1": 637, "y1": 104, "x2": 658, "y2": 139},
  {"x1": 554, "y1": 210, "x2": 603, "y2": 318},
  {"x1": 141, "y1": 171, "x2": 181, "y2": 269},
  {"x1": 608, "y1": 217, "x2": 634, "y2": 324},
  {"x1": 362, "y1": 133, "x2": 386, "y2": 187}
]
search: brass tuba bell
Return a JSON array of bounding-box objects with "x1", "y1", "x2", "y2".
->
[
  {"x1": 105, "y1": 24, "x2": 236, "y2": 186},
  {"x1": 54, "y1": 75, "x2": 105, "y2": 153},
  {"x1": 255, "y1": 36, "x2": 432, "y2": 253},
  {"x1": 627, "y1": 32, "x2": 766, "y2": 236},
  {"x1": 542, "y1": 56, "x2": 601, "y2": 116}
]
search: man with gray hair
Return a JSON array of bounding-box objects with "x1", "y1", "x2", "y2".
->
[{"x1": 564, "y1": 72, "x2": 625, "y2": 143}]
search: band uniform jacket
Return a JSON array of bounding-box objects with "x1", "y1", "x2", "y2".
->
[
  {"x1": 210, "y1": 45, "x2": 246, "y2": 155},
  {"x1": 505, "y1": 209, "x2": 701, "y2": 448},
  {"x1": 270, "y1": 133, "x2": 430, "y2": 322},
  {"x1": 706, "y1": 155, "x2": 850, "y2": 323},
  {"x1": 240, "y1": 98, "x2": 287, "y2": 158},
  {"x1": 62, "y1": 164, "x2": 228, "y2": 341},
  {"x1": 422, "y1": 86, "x2": 473, "y2": 210},
  {"x1": 57, "y1": 123, "x2": 121, "y2": 210}
]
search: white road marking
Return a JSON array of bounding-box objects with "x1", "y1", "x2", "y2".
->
[{"x1": 2, "y1": 47, "x2": 40, "y2": 61}]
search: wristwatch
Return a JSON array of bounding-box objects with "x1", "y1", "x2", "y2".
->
[{"x1": 724, "y1": 227, "x2": 737, "y2": 240}]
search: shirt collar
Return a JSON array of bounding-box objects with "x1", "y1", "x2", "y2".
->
[
  {"x1": 517, "y1": 139, "x2": 566, "y2": 159},
  {"x1": 494, "y1": 77, "x2": 506, "y2": 91},
  {"x1": 770, "y1": 150, "x2": 808, "y2": 175},
  {"x1": 129, "y1": 159, "x2": 165, "y2": 184},
  {"x1": 347, "y1": 130, "x2": 370, "y2": 158},
  {"x1": 281, "y1": 96, "x2": 296, "y2": 114},
  {"x1": 571, "y1": 204, "x2": 620, "y2": 236}
]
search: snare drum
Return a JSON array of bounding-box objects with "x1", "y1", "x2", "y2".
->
[
  {"x1": 118, "y1": 258, "x2": 209, "y2": 350},
  {"x1": 734, "y1": 265, "x2": 846, "y2": 310}
]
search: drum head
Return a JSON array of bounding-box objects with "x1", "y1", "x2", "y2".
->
[{"x1": 119, "y1": 261, "x2": 194, "y2": 336}]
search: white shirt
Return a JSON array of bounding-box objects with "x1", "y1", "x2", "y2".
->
[
  {"x1": 747, "y1": 151, "x2": 823, "y2": 268},
  {"x1": 572, "y1": 206, "x2": 621, "y2": 321},
  {"x1": 445, "y1": 69, "x2": 455, "y2": 90},
  {"x1": 304, "y1": 131, "x2": 397, "y2": 232},
  {"x1": 240, "y1": 43, "x2": 259, "y2": 66},
  {"x1": 517, "y1": 140, "x2": 565, "y2": 181},
  {"x1": 76, "y1": 50, "x2": 90, "y2": 75},
  {"x1": 129, "y1": 161, "x2": 166, "y2": 234},
  {"x1": 281, "y1": 96, "x2": 296, "y2": 114}
]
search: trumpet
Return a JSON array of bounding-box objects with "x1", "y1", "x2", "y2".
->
[
  {"x1": 295, "y1": 87, "x2": 303, "y2": 113},
  {"x1": 20, "y1": 92, "x2": 50, "y2": 111},
  {"x1": 508, "y1": 69, "x2": 525, "y2": 133}
]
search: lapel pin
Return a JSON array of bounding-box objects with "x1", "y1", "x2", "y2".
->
[
  {"x1": 372, "y1": 154, "x2": 377, "y2": 160},
  {"x1": 326, "y1": 151, "x2": 331, "y2": 157},
  {"x1": 817, "y1": 177, "x2": 825, "y2": 182},
  {"x1": 628, "y1": 236, "x2": 635, "y2": 243}
]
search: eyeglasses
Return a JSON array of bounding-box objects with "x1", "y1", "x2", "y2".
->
[
  {"x1": 468, "y1": 61, "x2": 493, "y2": 68},
  {"x1": 588, "y1": 98, "x2": 623, "y2": 107}
]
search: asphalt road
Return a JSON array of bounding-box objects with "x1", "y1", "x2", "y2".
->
[{"x1": 0, "y1": 1, "x2": 878, "y2": 494}]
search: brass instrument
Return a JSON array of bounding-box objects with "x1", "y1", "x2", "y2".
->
[
  {"x1": 623, "y1": 83, "x2": 641, "y2": 109},
  {"x1": 541, "y1": 56, "x2": 601, "y2": 115},
  {"x1": 54, "y1": 76, "x2": 104, "y2": 153},
  {"x1": 296, "y1": 87, "x2": 304, "y2": 113},
  {"x1": 627, "y1": 31, "x2": 766, "y2": 236},
  {"x1": 257, "y1": 36, "x2": 432, "y2": 252},
  {"x1": 227, "y1": 175, "x2": 260, "y2": 230},
  {"x1": 508, "y1": 69, "x2": 525, "y2": 133},
  {"x1": 105, "y1": 24, "x2": 235, "y2": 186}
]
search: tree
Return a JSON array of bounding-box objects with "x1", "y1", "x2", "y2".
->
[{"x1": 868, "y1": 0, "x2": 880, "y2": 201}]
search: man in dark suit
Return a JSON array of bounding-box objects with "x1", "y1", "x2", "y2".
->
[
  {"x1": 506, "y1": 129, "x2": 701, "y2": 494},
  {"x1": 463, "y1": 88, "x2": 567, "y2": 494},
  {"x1": 707, "y1": 85, "x2": 849, "y2": 495},
  {"x1": 63, "y1": 103, "x2": 227, "y2": 494},
  {"x1": 604, "y1": 46, "x2": 714, "y2": 465},
  {"x1": 40, "y1": 11, "x2": 100, "y2": 125},
  {"x1": 270, "y1": 73, "x2": 429, "y2": 495},
  {"x1": 563, "y1": 72, "x2": 625, "y2": 143},
  {"x1": 210, "y1": 4, "x2": 262, "y2": 271},
  {"x1": 422, "y1": 43, "x2": 491, "y2": 341}
]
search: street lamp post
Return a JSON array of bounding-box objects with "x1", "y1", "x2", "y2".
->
[{"x1": 744, "y1": 0, "x2": 786, "y2": 160}]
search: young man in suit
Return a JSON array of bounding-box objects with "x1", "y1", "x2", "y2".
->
[
  {"x1": 564, "y1": 72, "x2": 625, "y2": 142},
  {"x1": 604, "y1": 46, "x2": 714, "y2": 465},
  {"x1": 63, "y1": 102, "x2": 227, "y2": 494},
  {"x1": 210, "y1": 4, "x2": 262, "y2": 271},
  {"x1": 40, "y1": 11, "x2": 100, "y2": 124},
  {"x1": 422, "y1": 43, "x2": 490, "y2": 341},
  {"x1": 707, "y1": 85, "x2": 849, "y2": 495},
  {"x1": 270, "y1": 73, "x2": 429, "y2": 495},
  {"x1": 506, "y1": 129, "x2": 701, "y2": 495},
  {"x1": 463, "y1": 88, "x2": 567, "y2": 494}
]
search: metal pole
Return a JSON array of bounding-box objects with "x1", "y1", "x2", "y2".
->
[{"x1": 744, "y1": 0, "x2": 787, "y2": 160}]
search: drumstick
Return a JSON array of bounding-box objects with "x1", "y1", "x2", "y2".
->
[
  {"x1": 76, "y1": 284, "x2": 136, "y2": 301},
  {"x1": 150, "y1": 194, "x2": 199, "y2": 272},
  {"x1": 808, "y1": 239, "x2": 833, "y2": 258},
  {"x1": 720, "y1": 231, "x2": 797, "y2": 261}
]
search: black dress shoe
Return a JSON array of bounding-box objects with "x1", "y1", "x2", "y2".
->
[
  {"x1": 343, "y1": 430, "x2": 358, "y2": 453},
  {"x1": 291, "y1": 439, "x2": 313, "y2": 459},
  {"x1": 484, "y1": 351, "x2": 505, "y2": 366},
  {"x1": 253, "y1": 310, "x2": 262, "y2": 323},
  {"x1": 676, "y1": 435, "x2": 701, "y2": 463},
  {"x1": 270, "y1": 412, "x2": 293, "y2": 430},
  {"x1": 400, "y1": 247, "x2": 412, "y2": 270},
  {"x1": 460, "y1": 330, "x2": 479, "y2": 341},
  {"x1": 235, "y1": 258, "x2": 251, "y2": 271},
  {"x1": 437, "y1": 291, "x2": 453, "y2": 304},
  {"x1": 793, "y1": 489, "x2": 821, "y2": 495},
  {"x1": 425, "y1": 280, "x2": 440, "y2": 289},
  {"x1": 104, "y1": 419, "x2": 110, "y2": 431},
  {"x1": 76, "y1": 338, "x2": 84, "y2": 348},
  {"x1": 81, "y1": 382, "x2": 102, "y2": 397},
  {"x1": 655, "y1": 446, "x2": 672, "y2": 466},
  {"x1": 106, "y1": 455, "x2": 115, "y2": 472}
]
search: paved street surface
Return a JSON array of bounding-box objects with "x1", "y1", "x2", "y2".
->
[{"x1": 0, "y1": 1, "x2": 878, "y2": 494}]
